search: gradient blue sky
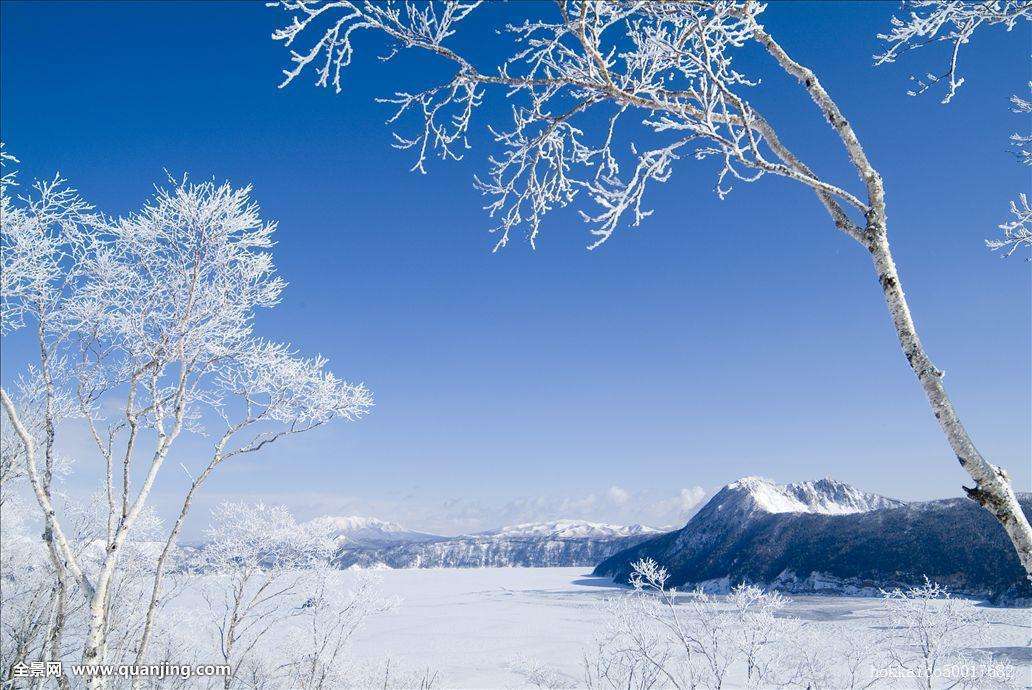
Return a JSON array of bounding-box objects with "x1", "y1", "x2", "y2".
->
[{"x1": 2, "y1": 1, "x2": 1029, "y2": 535}]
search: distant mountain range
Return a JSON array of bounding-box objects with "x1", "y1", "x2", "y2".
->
[
  {"x1": 321, "y1": 518, "x2": 663, "y2": 569},
  {"x1": 298, "y1": 477, "x2": 1031, "y2": 603},
  {"x1": 593, "y1": 476, "x2": 1032, "y2": 604},
  {"x1": 306, "y1": 515, "x2": 441, "y2": 547}
]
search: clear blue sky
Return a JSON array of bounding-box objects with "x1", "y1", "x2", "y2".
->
[{"x1": 2, "y1": 1, "x2": 1028, "y2": 535}]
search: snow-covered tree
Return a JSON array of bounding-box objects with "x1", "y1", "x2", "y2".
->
[
  {"x1": 0, "y1": 495, "x2": 54, "y2": 686},
  {"x1": 777, "y1": 623, "x2": 893, "y2": 690},
  {"x1": 725, "y1": 582, "x2": 787, "y2": 683},
  {"x1": 200, "y1": 501, "x2": 335, "y2": 690},
  {"x1": 279, "y1": 569, "x2": 399, "y2": 690},
  {"x1": 882, "y1": 578, "x2": 1015, "y2": 689},
  {"x1": 1, "y1": 148, "x2": 93, "y2": 689},
  {"x1": 580, "y1": 558, "x2": 800, "y2": 689},
  {"x1": 268, "y1": 0, "x2": 1032, "y2": 576},
  {"x1": 0, "y1": 154, "x2": 373, "y2": 685}
]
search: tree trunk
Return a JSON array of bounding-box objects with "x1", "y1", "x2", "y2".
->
[
  {"x1": 132, "y1": 465, "x2": 215, "y2": 684},
  {"x1": 753, "y1": 22, "x2": 1032, "y2": 576},
  {"x1": 82, "y1": 440, "x2": 178, "y2": 688},
  {"x1": 45, "y1": 569, "x2": 70, "y2": 690},
  {"x1": 867, "y1": 230, "x2": 1032, "y2": 577},
  {"x1": 82, "y1": 585, "x2": 111, "y2": 690},
  {"x1": 0, "y1": 388, "x2": 93, "y2": 596}
]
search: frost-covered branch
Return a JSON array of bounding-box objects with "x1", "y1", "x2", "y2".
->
[
  {"x1": 875, "y1": 1, "x2": 1032, "y2": 104},
  {"x1": 988, "y1": 86, "x2": 1032, "y2": 259},
  {"x1": 877, "y1": 5, "x2": 1032, "y2": 259},
  {"x1": 1008, "y1": 86, "x2": 1032, "y2": 166},
  {"x1": 270, "y1": 1, "x2": 869, "y2": 249},
  {"x1": 988, "y1": 193, "x2": 1032, "y2": 259}
]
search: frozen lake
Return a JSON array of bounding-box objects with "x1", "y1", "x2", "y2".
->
[{"x1": 344, "y1": 567, "x2": 1032, "y2": 688}]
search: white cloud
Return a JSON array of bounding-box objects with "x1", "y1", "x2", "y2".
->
[
  {"x1": 606, "y1": 485, "x2": 630, "y2": 506},
  {"x1": 679, "y1": 486, "x2": 706, "y2": 510}
]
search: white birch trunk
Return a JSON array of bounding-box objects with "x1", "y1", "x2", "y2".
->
[
  {"x1": 82, "y1": 374, "x2": 189, "y2": 688},
  {"x1": 0, "y1": 388, "x2": 94, "y2": 597},
  {"x1": 131, "y1": 461, "x2": 216, "y2": 682},
  {"x1": 81, "y1": 437, "x2": 179, "y2": 688},
  {"x1": 868, "y1": 232, "x2": 1032, "y2": 575},
  {"x1": 754, "y1": 20, "x2": 1032, "y2": 577}
]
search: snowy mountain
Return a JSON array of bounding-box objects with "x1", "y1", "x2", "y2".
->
[
  {"x1": 594, "y1": 477, "x2": 1032, "y2": 604},
  {"x1": 334, "y1": 519, "x2": 662, "y2": 569},
  {"x1": 480, "y1": 520, "x2": 659, "y2": 540},
  {"x1": 701, "y1": 476, "x2": 903, "y2": 516},
  {"x1": 307, "y1": 516, "x2": 441, "y2": 547}
]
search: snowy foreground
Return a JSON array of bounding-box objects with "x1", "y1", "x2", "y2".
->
[{"x1": 170, "y1": 567, "x2": 1030, "y2": 689}]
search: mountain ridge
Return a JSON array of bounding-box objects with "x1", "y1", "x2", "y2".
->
[
  {"x1": 330, "y1": 518, "x2": 662, "y2": 569},
  {"x1": 477, "y1": 519, "x2": 661, "y2": 540},
  {"x1": 593, "y1": 477, "x2": 1031, "y2": 604},
  {"x1": 305, "y1": 515, "x2": 442, "y2": 546},
  {"x1": 708, "y1": 476, "x2": 904, "y2": 516}
]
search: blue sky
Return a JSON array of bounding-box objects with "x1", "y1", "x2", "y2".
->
[{"x1": 2, "y1": 1, "x2": 1028, "y2": 535}]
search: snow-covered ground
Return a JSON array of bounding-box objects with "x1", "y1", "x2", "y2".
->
[
  {"x1": 337, "y1": 567, "x2": 1030, "y2": 689},
  {"x1": 349, "y1": 567, "x2": 615, "y2": 687}
]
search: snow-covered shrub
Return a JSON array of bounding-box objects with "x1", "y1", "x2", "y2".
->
[{"x1": 582, "y1": 558, "x2": 797, "y2": 689}]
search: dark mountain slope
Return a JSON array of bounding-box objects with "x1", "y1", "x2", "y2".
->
[{"x1": 594, "y1": 478, "x2": 1032, "y2": 603}]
